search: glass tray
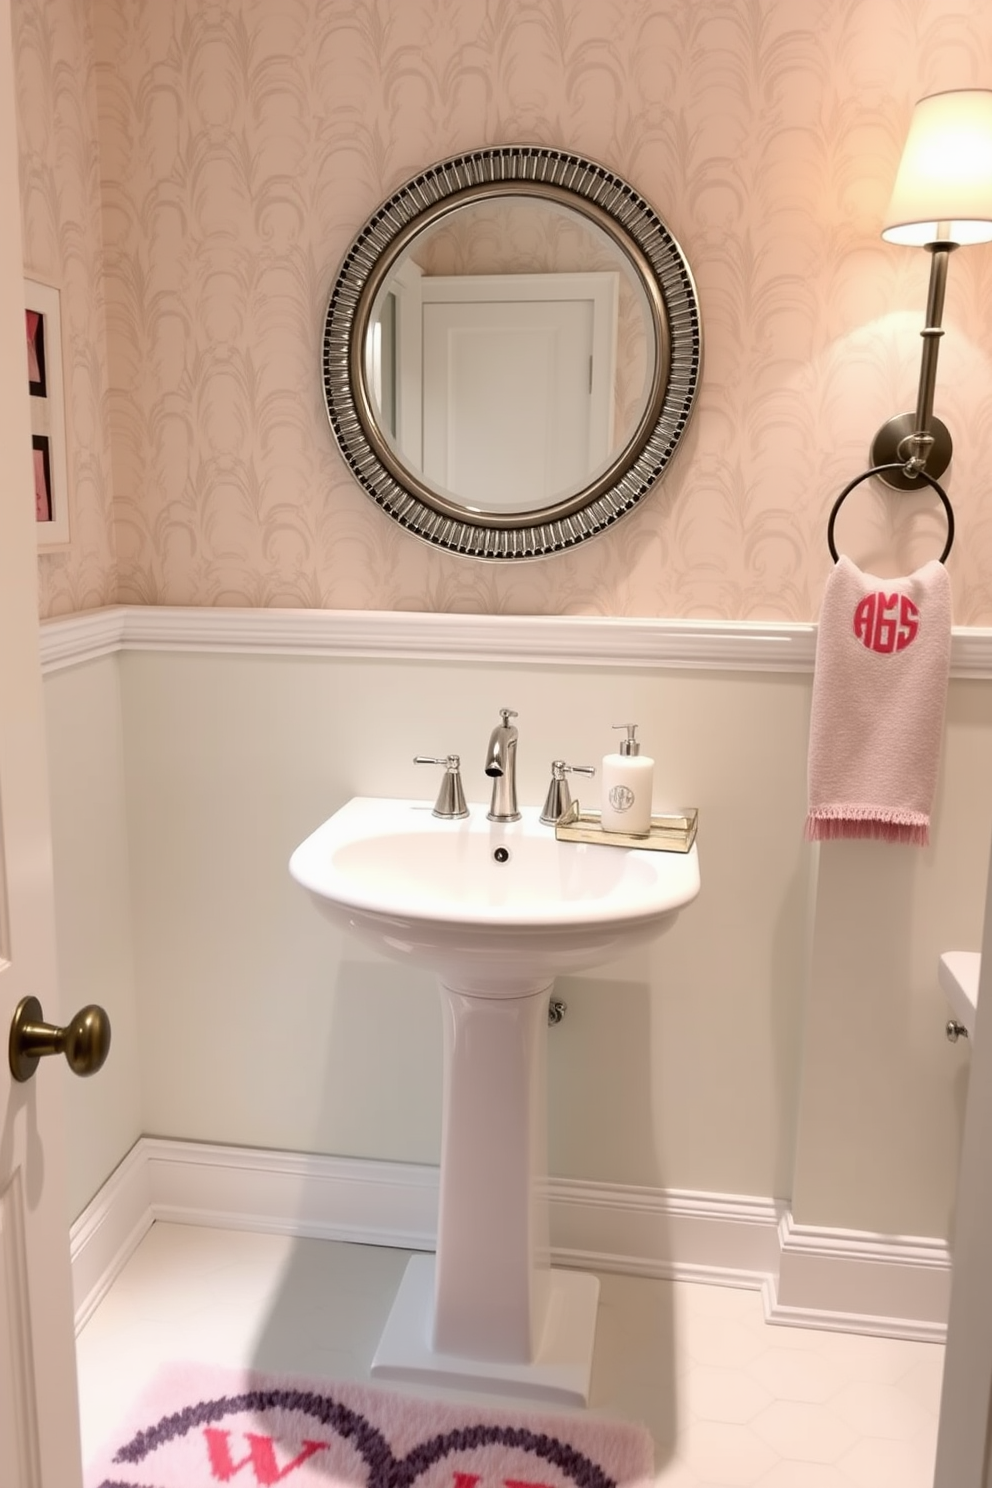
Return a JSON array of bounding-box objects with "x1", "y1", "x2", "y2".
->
[{"x1": 554, "y1": 801, "x2": 698, "y2": 853}]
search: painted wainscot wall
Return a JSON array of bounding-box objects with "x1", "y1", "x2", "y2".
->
[{"x1": 15, "y1": 0, "x2": 992, "y2": 1334}]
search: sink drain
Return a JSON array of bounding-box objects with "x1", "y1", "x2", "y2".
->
[{"x1": 493, "y1": 846, "x2": 510, "y2": 863}]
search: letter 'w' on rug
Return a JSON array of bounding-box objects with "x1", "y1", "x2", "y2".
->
[{"x1": 84, "y1": 1362, "x2": 655, "y2": 1488}]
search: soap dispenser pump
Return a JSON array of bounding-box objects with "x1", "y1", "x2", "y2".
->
[{"x1": 600, "y1": 723, "x2": 654, "y2": 836}]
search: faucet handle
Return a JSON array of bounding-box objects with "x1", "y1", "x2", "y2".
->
[
  {"x1": 498, "y1": 708, "x2": 518, "y2": 725},
  {"x1": 414, "y1": 755, "x2": 469, "y2": 820},
  {"x1": 539, "y1": 760, "x2": 596, "y2": 825}
]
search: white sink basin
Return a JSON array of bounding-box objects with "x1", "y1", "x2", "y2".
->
[
  {"x1": 290, "y1": 794, "x2": 700, "y2": 1404},
  {"x1": 289, "y1": 796, "x2": 700, "y2": 993}
]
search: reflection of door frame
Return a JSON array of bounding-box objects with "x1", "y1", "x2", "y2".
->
[
  {"x1": 419, "y1": 271, "x2": 617, "y2": 475},
  {"x1": 388, "y1": 271, "x2": 618, "y2": 486},
  {"x1": 374, "y1": 257, "x2": 424, "y2": 467}
]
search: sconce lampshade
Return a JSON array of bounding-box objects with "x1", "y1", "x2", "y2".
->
[{"x1": 883, "y1": 88, "x2": 992, "y2": 246}]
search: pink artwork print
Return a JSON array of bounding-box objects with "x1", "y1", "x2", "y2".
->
[
  {"x1": 33, "y1": 438, "x2": 51, "y2": 521},
  {"x1": 26, "y1": 309, "x2": 44, "y2": 392}
]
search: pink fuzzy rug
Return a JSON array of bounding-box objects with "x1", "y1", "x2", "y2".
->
[{"x1": 85, "y1": 1361, "x2": 655, "y2": 1488}]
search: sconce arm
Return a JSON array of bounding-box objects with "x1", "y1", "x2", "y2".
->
[
  {"x1": 870, "y1": 236, "x2": 957, "y2": 491},
  {"x1": 903, "y1": 240, "x2": 955, "y2": 472}
]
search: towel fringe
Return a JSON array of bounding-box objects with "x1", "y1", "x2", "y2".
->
[{"x1": 804, "y1": 808, "x2": 929, "y2": 846}]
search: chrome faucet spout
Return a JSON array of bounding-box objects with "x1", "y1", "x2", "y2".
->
[{"x1": 485, "y1": 708, "x2": 520, "y2": 822}]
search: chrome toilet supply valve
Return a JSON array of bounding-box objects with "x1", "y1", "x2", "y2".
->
[
  {"x1": 946, "y1": 1019, "x2": 969, "y2": 1043},
  {"x1": 540, "y1": 760, "x2": 596, "y2": 825},
  {"x1": 414, "y1": 754, "x2": 469, "y2": 819}
]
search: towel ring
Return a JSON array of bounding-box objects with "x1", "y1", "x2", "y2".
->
[{"x1": 827, "y1": 462, "x2": 954, "y2": 564}]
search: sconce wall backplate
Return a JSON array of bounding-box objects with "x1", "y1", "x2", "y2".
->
[{"x1": 869, "y1": 412, "x2": 952, "y2": 491}]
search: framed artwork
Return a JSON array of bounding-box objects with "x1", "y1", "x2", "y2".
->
[{"x1": 24, "y1": 278, "x2": 69, "y2": 546}]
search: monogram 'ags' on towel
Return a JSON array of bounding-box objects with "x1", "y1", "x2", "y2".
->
[{"x1": 805, "y1": 555, "x2": 952, "y2": 846}]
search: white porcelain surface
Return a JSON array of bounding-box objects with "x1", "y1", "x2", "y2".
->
[
  {"x1": 290, "y1": 795, "x2": 700, "y2": 1401},
  {"x1": 432, "y1": 982, "x2": 551, "y2": 1365},
  {"x1": 289, "y1": 796, "x2": 701, "y2": 992},
  {"x1": 938, "y1": 950, "x2": 980, "y2": 1038},
  {"x1": 371, "y1": 1254, "x2": 600, "y2": 1405}
]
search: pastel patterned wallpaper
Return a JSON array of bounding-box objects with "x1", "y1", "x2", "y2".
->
[
  {"x1": 14, "y1": 0, "x2": 116, "y2": 613},
  {"x1": 15, "y1": 0, "x2": 992, "y2": 621}
]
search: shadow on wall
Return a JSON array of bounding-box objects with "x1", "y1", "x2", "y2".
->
[
  {"x1": 768, "y1": 856, "x2": 818, "y2": 1201},
  {"x1": 319, "y1": 959, "x2": 443, "y2": 1167},
  {"x1": 547, "y1": 973, "x2": 659, "y2": 1188},
  {"x1": 793, "y1": 839, "x2": 964, "y2": 1238}
]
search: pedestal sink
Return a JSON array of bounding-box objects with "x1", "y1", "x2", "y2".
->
[{"x1": 289, "y1": 797, "x2": 700, "y2": 1402}]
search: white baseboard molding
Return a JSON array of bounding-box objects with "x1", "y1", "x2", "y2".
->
[
  {"x1": 69, "y1": 1141, "x2": 155, "y2": 1332},
  {"x1": 69, "y1": 1138, "x2": 951, "y2": 1344},
  {"x1": 68, "y1": 1138, "x2": 439, "y2": 1331},
  {"x1": 766, "y1": 1212, "x2": 951, "y2": 1343},
  {"x1": 548, "y1": 1178, "x2": 784, "y2": 1289},
  {"x1": 767, "y1": 1214, "x2": 951, "y2": 1345}
]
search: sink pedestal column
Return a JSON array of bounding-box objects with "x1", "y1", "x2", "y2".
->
[
  {"x1": 433, "y1": 978, "x2": 551, "y2": 1361},
  {"x1": 370, "y1": 976, "x2": 600, "y2": 1404}
]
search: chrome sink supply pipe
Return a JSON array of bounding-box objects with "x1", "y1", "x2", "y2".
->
[{"x1": 485, "y1": 708, "x2": 520, "y2": 822}]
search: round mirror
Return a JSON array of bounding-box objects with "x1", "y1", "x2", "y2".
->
[{"x1": 323, "y1": 146, "x2": 702, "y2": 560}]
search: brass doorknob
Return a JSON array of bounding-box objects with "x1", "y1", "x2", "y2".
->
[{"x1": 8, "y1": 996, "x2": 111, "y2": 1083}]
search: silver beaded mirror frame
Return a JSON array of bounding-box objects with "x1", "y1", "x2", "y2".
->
[{"x1": 322, "y1": 145, "x2": 702, "y2": 561}]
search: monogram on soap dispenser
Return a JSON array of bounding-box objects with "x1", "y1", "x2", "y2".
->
[{"x1": 600, "y1": 723, "x2": 654, "y2": 836}]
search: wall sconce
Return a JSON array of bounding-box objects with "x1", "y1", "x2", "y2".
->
[{"x1": 870, "y1": 88, "x2": 992, "y2": 490}]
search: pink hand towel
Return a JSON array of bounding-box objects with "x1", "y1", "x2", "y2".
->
[{"x1": 805, "y1": 555, "x2": 952, "y2": 846}]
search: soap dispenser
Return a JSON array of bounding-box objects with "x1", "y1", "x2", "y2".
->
[{"x1": 601, "y1": 723, "x2": 654, "y2": 835}]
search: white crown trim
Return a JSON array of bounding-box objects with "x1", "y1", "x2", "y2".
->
[
  {"x1": 39, "y1": 606, "x2": 126, "y2": 671},
  {"x1": 38, "y1": 605, "x2": 992, "y2": 677},
  {"x1": 39, "y1": 605, "x2": 817, "y2": 673}
]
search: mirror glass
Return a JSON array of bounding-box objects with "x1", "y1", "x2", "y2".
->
[
  {"x1": 363, "y1": 196, "x2": 654, "y2": 515},
  {"x1": 323, "y1": 148, "x2": 702, "y2": 560}
]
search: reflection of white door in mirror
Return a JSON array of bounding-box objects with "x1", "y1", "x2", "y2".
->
[
  {"x1": 375, "y1": 272, "x2": 618, "y2": 515},
  {"x1": 420, "y1": 274, "x2": 617, "y2": 513},
  {"x1": 368, "y1": 258, "x2": 424, "y2": 466}
]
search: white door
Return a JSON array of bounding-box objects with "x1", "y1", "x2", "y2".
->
[
  {"x1": 933, "y1": 825, "x2": 992, "y2": 1487},
  {"x1": 420, "y1": 272, "x2": 618, "y2": 512},
  {"x1": 423, "y1": 298, "x2": 594, "y2": 507},
  {"x1": 0, "y1": 0, "x2": 85, "y2": 1482}
]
